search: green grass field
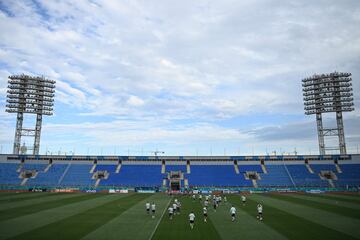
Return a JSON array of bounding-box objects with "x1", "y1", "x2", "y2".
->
[{"x1": 0, "y1": 191, "x2": 359, "y2": 240}]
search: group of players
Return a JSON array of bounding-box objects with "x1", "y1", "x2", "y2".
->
[
  {"x1": 168, "y1": 198, "x2": 182, "y2": 220},
  {"x1": 145, "y1": 194, "x2": 263, "y2": 229},
  {"x1": 145, "y1": 202, "x2": 157, "y2": 219}
]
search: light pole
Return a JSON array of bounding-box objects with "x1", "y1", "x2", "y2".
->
[
  {"x1": 6, "y1": 74, "x2": 56, "y2": 155},
  {"x1": 302, "y1": 72, "x2": 354, "y2": 155}
]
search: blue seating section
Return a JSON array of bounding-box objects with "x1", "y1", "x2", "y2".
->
[
  {"x1": 60, "y1": 164, "x2": 95, "y2": 187},
  {"x1": 95, "y1": 164, "x2": 117, "y2": 172},
  {"x1": 0, "y1": 163, "x2": 21, "y2": 185},
  {"x1": 286, "y1": 165, "x2": 328, "y2": 187},
  {"x1": 99, "y1": 165, "x2": 163, "y2": 187},
  {"x1": 166, "y1": 165, "x2": 187, "y2": 172},
  {"x1": 27, "y1": 164, "x2": 68, "y2": 186},
  {"x1": 0, "y1": 162, "x2": 360, "y2": 188},
  {"x1": 188, "y1": 165, "x2": 252, "y2": 187},
  {"x1": 258, "y1": 165, "x2": 294, "y2": 187},
  {"x1": 22, "y1": 163, "x2": 47, "y2": 171},
  {"x1": 336, "y1": 164, "x2": 360, "y2": 187},
  {"x1": 238, "y1": 165, "x2": 263, "y2": 173},
  {"x1": 311, "y1": 164, "x2": 337, "y2": 172}
]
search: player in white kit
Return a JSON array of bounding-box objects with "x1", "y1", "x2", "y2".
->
[
  {"x1": 241, "y1": 195, "x2": 246, "y2": 206},
  {"x1": 173, "y1": 202, "x2": 178, "y2": 215},
  {"x1": 213, "y1": 199, "x2": 217, "y2": 212},
  {"x1": 189, "y1": 211, "x2": 195, "y2": 229},
  {"x1": 151, "y1": 202, "x2": 156, "y2": 219},
  {"x1": 230, "y1": 205, "x2": 236, "y2": 222},
  {"x1": 203, "y1": 207, "x2": 208, "y2": 222},
  {"x1": 257, "y1": 203, "x2": 263, "y2": 221},
  {"x1": 168, "y1": 206, "x2": 174, "y2": 220},
  {"x1": 145, "y1": 202, "x2": 150, "y2": 214},
  {"x1": 204, "y1": 200, "x2": 209, "y2": 208}
]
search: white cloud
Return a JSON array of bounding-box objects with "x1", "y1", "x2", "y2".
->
[
  {"x1": 126, "y1": 95, "x2": 144, "y2": 107},
  {"x1": 0, "y1": 0, "x2": 359, "y2": 154}
]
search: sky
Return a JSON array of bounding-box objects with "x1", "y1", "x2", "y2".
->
[{"x1": 0, "y1": 0, "x2": 359, "y2": 156}]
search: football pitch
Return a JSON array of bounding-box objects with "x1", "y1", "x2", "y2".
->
[{"x1": 0, "y1": 192, "x2": 359, "y2": 240}]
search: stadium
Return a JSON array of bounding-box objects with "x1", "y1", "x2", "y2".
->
[
  {"x1": 1, "y1": 1, "x2": 360, "y2": 240},
  {"x1": 0, "y1": 153, "x2": 360, "y2": 239}
]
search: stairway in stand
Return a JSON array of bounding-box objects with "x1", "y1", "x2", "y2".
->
[
  {"x1": 306, "y1": 164, "x2": 314, "y2": 174},
  {"x1": 116, "y1": 163, "x2": 122, "y2": 173},
  {"x1": 161, "y1": 162, "x2": 165, "y2": 174},
  {"x1": 90, "y1": 164, "x2": 97, "y2": 173},
  {"x1": 335, "y1": 164, "x2": 342, "y2": 173},
  {"x1": 95, "y1": 178, "x2": 101, "y2": 187},
  {"x1": 187, "y1": 162, "x2": 191, "y2": 174},
  {"x1": 234, "y1": 164, "x2": 239, "y2": 174},
  {"x1": 261, "y1": 164, "x2": 267, "y2": 173},
  {"x1": 252, "y1": 179, "x2": 258, "y2": 188},
  {"x1": 21, "y1": 178, "x2": 28, "y2": 186}
]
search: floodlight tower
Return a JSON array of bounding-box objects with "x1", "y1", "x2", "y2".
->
[
  {"x1": 6, "y1": 74, "x2": 56, "y2": 155},
  {"x1": 302, "y1": 72, "x2": 354, "y2": 155}
]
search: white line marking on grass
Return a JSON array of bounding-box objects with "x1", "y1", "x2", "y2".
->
[{"x1": 148, "y1": 196, "x2": 172, "y2": 240}]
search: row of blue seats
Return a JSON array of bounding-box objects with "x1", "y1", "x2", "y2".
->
[
  {"x1": 0, "y1": 163, "x2": 21, "y2": 185},
  {"x1": 0, "y1": 163, "x2": 359, "y2": 187},
  {"x1": 188, "y1": 165, "x2": 253, "y2": 187},
  {"x1": 97, "y1": 165, "x2": 163, "y2": 187},
  {"x1": 336, "y1": 165, "x2": 360, "y2": 187}
]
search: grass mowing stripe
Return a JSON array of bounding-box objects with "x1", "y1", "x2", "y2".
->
[
  {"x1": 193, "y1": 197, "x2": 222, "y2": 240},
  {"x1": 149, "y1": 196, "x2": 172, "y2": 240},
  {"x1": 0, "y1": 193, "x2": 82, "y2": 211},
  {"x1": 252, "y1": 194, "x2": 360, "y2": 239},
  {"x1": 288, "y1": 194, "x2": 360, "y2": 211},
  {"x1": 223, "y1": 196, "x2": 287, "y2": 240},
  {"x1": 0, "y1": 194, "x2": 124, "y2": 239},
  {"x1": 8, "y1": 194, "x2": 150, "y2": 240},
  {"x1": 151, "y1": 196, "x2": 221, "y2": 240},
  {"x1": 0, "y1": 193, "x2": 102, "y2": 222},
  {"x1": 0, "y1": 192, "x2": 59, "y2": 202},
  {"x1": 326, "y1": 193, "x2": 360, "y2": 200},
  {"x1": 269, "y1": 194, "x2": 360, "y2": 220},
  {"x1": 318, "y1": 194, "x2": 360, "y2": 204},
  {"x1": 243, "y1": 195, "x2": 357, "y2": 240},
  {"x1": 0, "y1": 192, "x2": 30, "y2": 199},
  {"x1": 149, "y1": 197, "x2": 172, "y2": 240},
  {"x1": 81, "y1": 194, "x2": 171, "y2": 240}
]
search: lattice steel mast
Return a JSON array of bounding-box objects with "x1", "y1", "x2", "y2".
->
[
  {"x1": 302, "y1": 72, "x2": 354, "y2": 155},
  {"x1": 6, "y1": 74, "x2": 56, "y2": 155}
]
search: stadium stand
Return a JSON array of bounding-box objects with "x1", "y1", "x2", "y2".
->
[
  {"x1": 166, "y1": 165, "x2": 187, "y2": 172},
  {"x1": 60, "y1": 164, "x2": 95, "y2": 187},
  {"x1": 95, "y1": 164, "x2": 117, "y2": 172},
  {"x1": 27, "y1": 164, "x2": 68, "y2": 186},
  {"x1": 336, "y1": 164, "x2": 360, "y2": 187},
  {"x1": 0, "y1": 163, "x2": 21, "y2": 185},
  {"x1": 258, "y1": 165, "x2": 294, "y2": 187},
  {"x1": 311, "y1": 164, "x2": 337, "y2": 172},
  {"x1": 238, "y1": 164, "x2": 263, "y2": 173},
  {"x1": 22, "y1": 163, "x2": 47, "y2": 171},
  {"x1": 0, "y1": 154, "x2": 360, "y2": 189},
  {"x1": 99, "y1": 165, "x2": 164, "y2": 187},
  {"x1": 187, "y1": 165, "x2": 253, "y2": 187},
  {"x1": 286, "y1": 165, "x2": 328, "y2": 187}
]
